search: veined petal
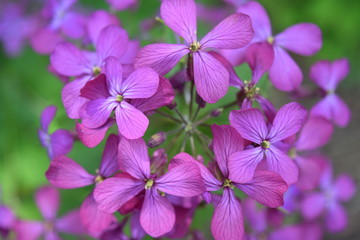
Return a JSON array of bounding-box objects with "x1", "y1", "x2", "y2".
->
[
  {"x1": 211, "y1": 124, "x2": 244, "y2": 177},
  {"x1": 201, "y1": 13, "x2": 253, "y2": 49},
  {"x1": 160, "y1": 0, "x2": 197, "y2": 44},
  {"x1": 35, "y1": 186, "x2": 59, "y2": 220},
  {"x1": 255, "y1": 95, "x2": 277, "y2": 123},
  {"x1": 156, "y1": 162, "x2": 205, "y2": 197},
  {"x1": 268, "y1": 102, "x2": 307, "y2": 143},
  {"x1": 295, "y1": 116, "x2": 333, "y2": 151},
  {"x1": 235, "y1": 171, "x2": 288, "y2": 208},
  {"x1": 266, "y1": 146, "x2": 299, "y2": 185},
  {"x1": 50, "y1": 130, "x2": 74, "y2": 158},
  {"x1": 134, "y1": 43, "x2": 189, "y2": 75},
  {"x1": 46, "y1": 156, "x2": 95, "y2": 188},
  {"x1": 61, "y1": 77, "x2": 89, "y2": 119},
  {"x1": 118, "y1": 137, "x2": 150, "y2": 179},
  {"x1": 104, "y1": 57, "x2": 123, "y2": 96},
  {"x1": 121, "y1": 67, "x2": 159, "y2": 99},
  {"x1": 269, "y1": 46, "x2": 303, "y2": 92},
  {"x1": 140, "y1": 188, "x2": 175, "y2": 237},
  {"x1": 76, "y1": 119, "x2": 114, "y2": 148},
  {"x1": 275, "y1": 23, "x2": 322, "y2": 56},
  {"x1": 115, "y1": 101, "x2": 149, "y2": 139},
  {"x1": 56, "y1": 210, "x2": 87, "y2": 235},
  {"x1": 99, "y1": 134, "x2": 119, "y2": 178},
  {"x1": 334, "y1": 174, "x2": 356, "y2": 202},
  {"x1": 229, "y1": 108, "x2": 268, "y2": 143},
  {"x1": 300, "y1": 193, "x2": 326, "y2": 220},
  {"x1": 211, "y1": 188, "x2": 244, "y2": 240},
  {"x1": 40, "y1": 106, "x2": 57, "y2": 132},
  {"x1": 81, "y1": 98, "x2": 117, "y2": 129},
  {"x1": 228, "y1": 147, "x2": 264, "y2": 183},
  {"x1": 94, "y1": 177, "x2": 144, "y2": 213},
  {"x1": 80, "y1": 74, "x2": 110, "y2": 100},
  {"x1": 193, "y1": 51, "x2": 229, "y2": 103}
]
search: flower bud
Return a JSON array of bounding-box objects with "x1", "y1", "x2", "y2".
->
[
  {"x1": 196, "y1": 93, "x2": 206, "y2": 108},
  {"x1": 147, "y1": 132, "x2": 166, "y2": 148},
  {"x1": 211, "y1": 108, "x2": 223, "y2": 117},
  {"x1": 167, "y1": 100, "x2": 177, "y2": 110}
]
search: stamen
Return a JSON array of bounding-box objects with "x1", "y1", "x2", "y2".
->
[
  {"x1": 189, "y1": 41, "x2": 201, "y2": 52},
  {"x1": 145, "y1": 179, "x2": 154, "y2": 190},
  {"x1": 223, "y1": 179, "x2": 235, "y2": 189},
  {"x1": 93, "y1": 66, "x2": 102, "y2": 76},
  {"x1": 267, "y1": 36, "x2": 274, "y2": 45},
  {"x1": 261, "y1": 140, "x2": 271, "y2": 149},
  {"x1": 95, "y1": 175, "x2": 104, "y2": 184},
  {"x1": 116, "y1": 95, "x2": 124, "y2": 102}
]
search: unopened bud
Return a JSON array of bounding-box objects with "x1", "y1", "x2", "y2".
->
[
  {"x1": 196, "y1": 94, "x2": 206, "y2": 108},
  {"x1": 147, "y1": 132, "x2": 166, "y2": 148},
  {"x1": 211, "y1": 108, "x2": 223, "y2": 117},
  {"x1": 167, "y1": 101, "x2": 177, "y2": 110}
]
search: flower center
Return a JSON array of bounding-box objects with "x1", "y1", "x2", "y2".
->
[
  {"x1": 243, "y1": 81, "x2": 260, "y2": 100},
  {"x1": 93, "y1": 66, "x2": 102, "y2": 76},
  {"x1": 145, "y1": 179, "x2": 154, "y2": 190},
  {"x1": 261, "y1": 140, "x2": 271, "y2": 149},
  {"x1": 223, "y1": 179, "x2": 235, "y2": 189},
  {"x1": 116, "y1": 95, "x2": 124, "y2": 102},
  {"x1": 267, "y1": 36, "x2": 274, "y2": 45},
  {"x1": 44, "y1": 221, "x2": 54, "y2": 232},
  {"x1": 189, "y1": 41, "x2": 201, "y2": 52},
  {"x1": 95, "y1": 175, "x2": 104, "y2": 184},
  {"x1": 288, "y1": 147, "x2": 297, "y2": 159}
]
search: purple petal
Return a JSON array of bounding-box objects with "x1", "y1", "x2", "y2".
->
[
  {"x1": 268, "y1": 102, "x2": 307, "y2": 143},
  {"x1": 0, "y1": 206, "x2": 15, "y2": 229},
  {"x1": 211, "y1": 124, "x2": 244, "y2": 177},
  {"x1": 134, "y1": 43, "x2": 189, "y2": 75},
  {"x1": 120, "y1": 40, "x2": 140, "y2": 64},
  {"x1": 99, "y1": 134, "x2": 119, "y2": 178},
  {"x1": 61, "y1": 77, "x2": 89, "y2": 119},
  {"x1": 311, "y1": 58, "x2": 350, "y2": 91},
  {"x1": 80, "y1": 194, "x2": 116, "y2": 236},
  {"x1": 170, "y1": 153, "x2": 222, "y2": 191},
  {"x1": 80, "y1": 74, "x2": 110, "y2": 100},
  {"x1": 50, "y1": 129, "x2": 74, "y2": 158},
  {"x1": 61, "y1": 12, "x2": 86, "y2": 39},
  {"x1": 200, "y1": 13, "x2": 253, "y2": 49},
  {"x1": 235, "y1": 171, "x2": 288, "y2": 208},
  {"x1": 275, "y1": 23, "x2": 322, "y2": 56},
  {"x1": 266, "y1": 146, "x2": 299, "y2": 185},
  {"x1": 228, "y1": 147, "x2": 264, "y2": 183},
  {"x1": 193, "y1": 51, "x2": 229, "y2": 103},
  {"x1": 295, "y1": 155, "x2": 323, "y2": 191},
  {"x1": 14, "y1": 221, "x2": 44, "y2": 240},
  {"x1": 81, "y1": 98, "x2": 117, "y2": 128},
  {"x1": 40, "y1": 106, "x2": 56, "y2": 132},
  {"x1": 334, "y1": 174, "x2": 356, "y2": 202},
  {"x1": 96, "y1": 25, "x2": 129, "y2": 62},
  {"x1": 76, "y1": 119, "x2": 114, "y2": 148},
  {"x1": 87, "y1": 10, "x2": 120, "y2": 46},
  {"x1": 35, "y1": 186, "x2": 59, "y2": 220},
  {"x1": 269, "y1": 46, "x2": 303, "y2": 91},
  {"x1": 121, "y1": 67, "x2": 159, "y2": 99},
  {"x1": 94, "y1": 176, "x2": 144, "y2": 213},
  {"x1": 211, "y1": 188, "x2": 244, "y2": 240},
  {"x1": 269, "y1": 225, "x2": 303, "y2": 240},
  {"x1": 46, "y1": 156, "x2": 95, "y2": 188},
  {"x1": 50, "y1": 42, "x2": 91, "y2": 77},
  {"x1": 118, "y1": 137, "x2": 150, "y2": 179},
  {"x1": 295, "y1": 116, "x2": 333, "y2": 151},
  {"x1": 56, "y1": 210, "x2": 87, "y2": 235},
  {"x1": 255, "y1": 95, "x2": 277, "y2": 123},
  {"x1": 30, "y1": 28, "x2": 63, "y2": 55},
  {"x1": 229, "y1": 108, "x2": 268, "y2": 143},
  {"x1": 44, "y1": 231, "x2": 61, "y2": 240},
  {"x1": 156, "y1": 162, "x2": 205, "y2": 197},
  {"x1": 220, "y1": 47, "x2": 248, "y2": 67},
  {"x1": 140, "y1": 188, "x2": 175, "y2": 237},
  {"x1": 130, "y1": 210, "x2": 146, "y2": 240},
  {"x1": 103, "y1": 57, "x2": 123, "y2": 96},
  {"x1": 325, "y1": 203, "x2": 347, "y2": 232},
  {"x1": 160, "y1": 0, "x2": 197, "y2": 44},
  {"x1": 106, "y1": 0, "x2": 137, "y2": 11},
  {"x1": 310, "y1": 93, "x2": 351, "y2": 127},
  {"x1": 300, "y1": 192, "x2": 326, "y2": 220}
]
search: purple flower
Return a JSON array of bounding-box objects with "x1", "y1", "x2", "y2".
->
[
  {"x1": 45, "y1": 134, "x2": 119, "y2": 236},
  {"x1": 229, "y1": 102, "x2": 307, "y2": 184},
  {"x1": 170, "y1": 125, "x2": 288, "y2": 240},
  {"x1": 79, "y1": 57, "x2": 159, "y2": 139},
  {"x1": 135, "y1": 0, "x2": 253, "y2": 103},
  {"x1": 94, "y1": 137, "x2": 205, "y2": 237},
  {"x1": 300, "y1": 162, "x2": 356, "y2": 232},
  {"x1": 310, "y1": 58, "x2": 351, "y2": 127},
  {"x1": 38, "y1": 105, "x2": 73, "y2": 160},
  {"x1": 106, "y1": 0, "x2": 138, "y2": 11},
  {"x1": 14, "y1": 186, "x2": 86, "y2": 240},
  {"x1": 222, "y1": 1, "x2": 322, "y2": 91},
  {"x1": 0, "y1": 205, "x2": 16, "y2": 238}
]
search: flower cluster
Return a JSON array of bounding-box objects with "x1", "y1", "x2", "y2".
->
[{"x1": 1, "y1": 0, "x2": 356, "y2": 240}]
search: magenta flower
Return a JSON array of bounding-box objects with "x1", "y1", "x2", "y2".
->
[
  {"x1": 170, "y1": 125, "x2": 288, "y2": 240},
  {"x1": 301, "y1": 162, "x2": 356, "y2": 232},
  {"x1": 106, "y1": 0, "x2": 137, "y2": 11},
  {"x1": 14, "y1": 186, "x2": 86, "y2": 240},
  {"x1": 229, "y1": 102, "x2": 307, "y2": 184},
  {"x1": 94, "y1": 137, "x2": 205, "y2": 237},
  {"x1": 45, "y1": 134, "x2": 119, "y2": 236},
  {"x1": 38, "y1": 105, "x2": 73, "y2": 160},
  {"x1": 135, "y1": 0, "x2": 253, "y2": 103},
  {"x1": 310, "y1": 58, "x2": 351, "y2": 127},
  {"x1": 50, "y1": 25, "x2": 128, "y2": 119},
  {"x1": 0, "y1": 205, "x2": 15, "y2": 238},
  {"x1": 223, "y1": 1, "x2": 322, "y2": 91},
  {"x1": 79, "y1": 57, "x2": 159, "y2": 139}
]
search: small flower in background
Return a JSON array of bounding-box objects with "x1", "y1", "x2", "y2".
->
[
  {"x1": 106, "y1": 0, "x2": 138, "y2": 11},
  {"x1": 310, "y1": 58, "x2": 351, "y2": 127},
  {"x1": 0, "y1": 205, "x2": 16, "y2": 238},
  {"x1": 38, "y1": 105, "x2": 73, "y2": 160}
]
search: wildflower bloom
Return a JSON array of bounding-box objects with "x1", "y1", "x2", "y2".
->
[
  {"x1": 170, "y1": 125, "x2": 288, "y2": 240},
  {"x1": 45, "y1": 134, "x2": 119, "y2": 235},
  {"x1": 79, "y1": 57, "x2": 159, "y2": 139},
  {"x1": 0, "y1": 205, "x2": 15, "y2": 238},
  {"x1": 222, "y1": 1, "x2": 322, "y2": 91},
  {"x1": 301, "y1": 162, "x2": 356, "y2": 232},
  {"x1": 310, "y1": 58, "x2": 351, "y2": 127},
  {"x1": 229, "y1": 102, "x2": 307, "y2": 184},
  {"x1": 14, "y1": 186, "x2": 86, "y2": 240},
  {"x1": 38, "y1": 105, "x2": 73, "y2": 160},
  {"x1": 94, "y1": 137, "x2": 205, "y2": 237},
  {"x1": 135, "y1": 0, "x2": 254, "y2": 103}
]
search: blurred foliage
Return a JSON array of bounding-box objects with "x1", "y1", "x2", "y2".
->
[{"x1": 0, "y1": 0, "x2": 359, "y2": 239}]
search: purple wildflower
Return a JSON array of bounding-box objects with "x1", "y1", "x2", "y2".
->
[
  {"x1": 229, "y1": 102, "x2": 307, "y2": 184},
  {"x1": 0, "y1": 205, "x2": 16, "y2": 238},
  {"x1": 310, "y1": 58, "x2": 351, "y2": 127},
  {"x1": 94, "y1": 137, "x2": 205, "y2": 237},
  {"x1": 38, "y1": 105, "x2": 73, "y2": 160},
  {"x1": 135, "y1": 0, "x2": 254, "y2": 103}
]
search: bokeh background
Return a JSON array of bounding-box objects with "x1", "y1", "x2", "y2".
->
[{"x1": 0, "y1": 0, "x2": 359, "y2": 239}]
